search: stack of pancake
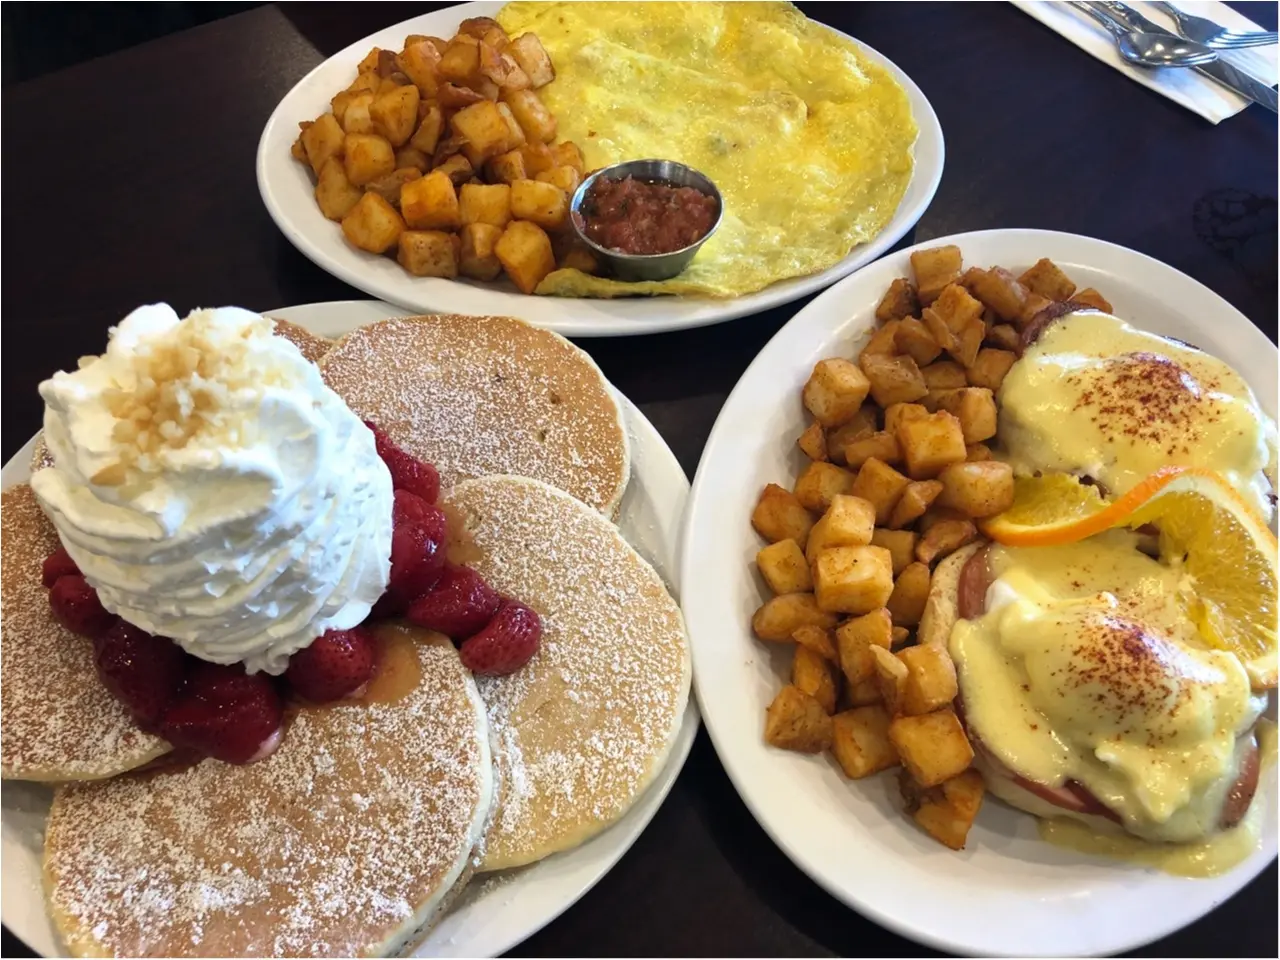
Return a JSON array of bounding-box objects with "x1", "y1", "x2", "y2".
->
[{"x1": 3, "y1": 314, "x2": 691, "y2": 957}]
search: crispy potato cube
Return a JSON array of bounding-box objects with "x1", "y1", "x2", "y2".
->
[
  {"x1": 364, "y1": 167, "x2": 421, "y2": 207},
  {"x1": 930, "y1": 283, "x2": 984, "y2": 333},
  {"x1": 842, "y1": 431, "x2": 902, "y2": 470},
  {"x1": 895, "y1": 317, "x2": 941, "y2": 367},
  {"x1": 917, "y1": 507, "x2": 969, "y2": 533},
  {"x1": 903, "y1": 768, "x2": 985, "y2": 850},
  {"x1": 356, "y1": 47, "x2": 382, "y2": 74},
  {"x1": 952, "y1": 318, "x2": 984, "y2": 369},
  {"x1": 400, "y1": 169, "x2": 460, "y2": 229},
  {"x1": 921, "y1": 306, "x2": 960, "y2": 357},
  {"x1": 792, "y1": 646, "x2": 837, "y2": 715},
  {"x1": 302, "y1": 112, "x2": 346, "y2": 175},
  {"x1": 887, "y1": 561, "x2": 931, "y2": 628},
  {"x1": 935, "y1": 387, "x2": 997, "y2": 444},
  {"x1": 986, "y1": 324, "x2": 1020, "y2": 352},
  {"x1": 397, "y1": 230, "x2": 458, "y2": 278},
  {"x1": 1021, "y1": 293, "x2": 1054, "y2": 328},
  {"x1": 449, "y1": 101, "x2": 513, "y2": 165},
  {"x1": 409, "y1": 103, "x2": 444, "y2": 154},
  {"x1": 495, "y1": 219, "x2": 556, "y2": 293},
  {"x1": 889, "y1": 709, "x2": 974, "y2": 786},
  {"x1": 496, "y1": 101, "x2": 529, "y2": 150},
  {"x1": 315, "y1": 157, "x2": 363, "y2": 221},
  {"x1": 484, "y1": 48, "x2": 531, "y2": 93},
  {"x1": 550, "y1": 140, "x2": 585, "y2": 173},
  {"x1": 921, "y1": 361, "x2": 968, "y2": 391},
  {"x1": 826, "y1": 407, "x2": 878, "y2": 463},
  {"x1": 752, "y1": 593, "x2": 837, "y2": 642},
  {"x1": 897, "y1": 411, "x2": 967, "y2": 480},
  {"x1": 459, "y1": 182, "x2": 512, "y2": 228},
  {"x1": 370, "y1": 84, "x2": 419, "y2": 146},
  {"x1": 436, "y1": 153, "x2": 474, "y2": 186},
  {"x1": 887, "y1": 479, "x2": 943, "y2": 530},
  {"x1": 836, "y1": 608, "x2": 893, "y2": 685},
  {"x1": 915, "y1": 518, "x2": 978, "y2": 566},
  {"x1": 898, "y1": 643, "x2": 958, "y2": 716},
  {"x1": 509, "y1": 32, "x2": 555, "y2": 88},
  {"x1": 438, "y1": 81, "x2": 489, "y2": 111},
  {"x1": 871, "y1": 645, "x2": 908, "y2": 715},
  {"x1": 797, "y1": 422, "x2": 828, "y2": 462},
  {"x1": 291, "y1": 127, "x2": 309, "y2": 163},
  {"x1": 831, "y1": 706, "x2": 899, "y2": 778},
  {"x1": 519, "y1": 141, "x2": 556, "y2": 176},
  {"x1": 966, "y1": 348, "x2": 1016, "y2": 392},
  {"x1": 343, "y1": 133, "x2": 395, "y2": 186},
  {"x1": 510, "y1": 178, "x2": 569, "y2": 230},
  {"x1": 458, "y1": 222, "x2": 504, "y2": 281},
  {"x1": 1073, "y1": 287, "x2": 1113, "y2": 312},
  {"x1": 794, "y1": 462, "x2": 856, "y2": 513},
  {"x1": 964, "y1": 267, "x2": 1030, "y2": 323},
  {"x1": 846, "y1": 678, "x2": 882, "y2": 707},
  {"x1": 486, "y1": 148, "x2": 528, "y2": 184},
  {"x1": 860, "y1": 353, "x2": 928, "y2": 408},
  {"x1": 347, "y1": 70, "x2": 380, "y2": 95},
  {"x1": 439, "y1": 35, "x2": 482, "y2": 84},
  {"x1": 805, "y1": 494, "x2": 876, "y2": 563},
  {"x1": 813, "y1": 545, "x2": 894, "y2": 615},
  {"x1": 765, "y1": 686, "x2": 833, "y2": 753},
  {"x1": 458, "y1": 15, "x2": 506, "y2": 39},
  {"x1": 870, "y1": 528, "x2": 917, "y2": 576},
  {"x1": 395, "y1": 146, "x2": 430, "y2": 172},
  {"x1": 851, "y1": 457, "x2": 911, "y2": 526},
  {"x1": 558, "y1": 244, "x2": 599, "y2": 274},
  {"x1": 399, "y1": 40, "x2": 442, "y2": 98},
  {"x1": 536, "y1": 164, "x2": 582, "y2": 194},
  {"x1": 340, "y1": 192, "x2": 405, "y2": 253},
  {"x1": 757, "y1": 539, "x2": 812, "y2": 595},
  {"x1": 875, "y1": 278, "x2": 920, "y2": 324},
  {"x1": 966, "y1": 443, "x2": 993, "y2": 462},
  {"x1": 752, "y1": 483, "x2": 816, "y2": 547},
  {"x1": 792, "y1": 624, "x2": 838, "y2": 663},
  {"x1": 859, "y1": 319, "x2": 903, "y2": 360},
  {"x1": 502, "y1": 88, "x2": 557, "y2": 143},
  {"x1": 891, "y1": 626, "x2": 911, "y2": 647},
  {"x1": 803, "y1": 359, "x2": 872, "y2": 429},
  {"x1": 883, "y1": 403, "x2": 928, "y2": 439},
  {"x1": 937, "y1": 461, "x2": 1015, "y2": 518},
  {"x1": 910, "y1": 245, "x2": 962, "y2": 305},
  {"x1": 1019, "y1": 258, "x2": 1076, "y2": 301}
]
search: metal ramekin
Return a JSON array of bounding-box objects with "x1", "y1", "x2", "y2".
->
[{"x1": 569, "y1": 159, "x2": 723, "y2": 283}]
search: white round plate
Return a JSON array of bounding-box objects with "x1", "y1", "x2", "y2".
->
[
  {"x1": 680, "y1": 229, "x2": 1278, "y2": 957},
  {"x1": 0, "y1": 300, "x2": 700, "y2": 959},
  {"x1": 255, "y1": 1, "x2": 944, "y2": 338}
]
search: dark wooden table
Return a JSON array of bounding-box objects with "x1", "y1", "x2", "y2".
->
[{"x1": 3, "y1": 3, "x2": 1277, "y2": 956}]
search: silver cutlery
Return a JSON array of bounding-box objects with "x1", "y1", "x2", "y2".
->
[
  {"x1": 1152, "y1": 2, "x2": 1279, "y2": 50},
  {"x1": 1068, "y1": 2, "x2": 1219, "y2": 65}
]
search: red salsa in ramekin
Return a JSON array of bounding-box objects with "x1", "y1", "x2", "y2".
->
[{"x1": 576, "y1": 176, "x2": 719, "y2": 256}]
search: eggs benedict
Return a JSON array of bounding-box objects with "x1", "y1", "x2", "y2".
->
[{"x1": 998, "y1": 309, "x2": 1278, "y2": 521}]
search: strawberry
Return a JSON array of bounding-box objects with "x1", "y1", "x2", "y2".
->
[
  {"x1": 365, "y1": 420, "x2": 440, "y2": 504},
  {"x1": 41, "y1": 546, "x2": 81, "y2": 588},
  {"x1": 374, "y1": 490, "x2": 448, "y2": 616},
  {"x1": 406, "y1": 564, "x2": 502, "y2": 639},
  {"x1": 161, "y1": 662, "x2": 284, "y2": 765},
  {"x1": 459, "y1": 600, "x2": 542, "y2": 675},
  {"x1": 49, "y1": 574, "x2": 115, "y2": 638},
  {"x1": 93, "y1": 621, "x2": 188, "y2": 731},
  {"x1": 285, "y1": 626, "x2": 377, "y2": 703}
]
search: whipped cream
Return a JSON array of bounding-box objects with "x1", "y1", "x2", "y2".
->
[{"x1": 31, "y1": 304, "x2": 393, "y2": 674}]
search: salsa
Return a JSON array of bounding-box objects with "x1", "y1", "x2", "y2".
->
[{"x1": 579, "y1": 176, "x2": 718, "y2": 256}]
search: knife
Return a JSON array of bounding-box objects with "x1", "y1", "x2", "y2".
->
[{"x1": 1087, "y1": 0, "x2": 1278, "y2": 112}]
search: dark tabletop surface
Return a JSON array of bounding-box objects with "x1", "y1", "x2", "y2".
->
[{"x1": 2, "y1": 2, "x2": 1277, "y2": 956}]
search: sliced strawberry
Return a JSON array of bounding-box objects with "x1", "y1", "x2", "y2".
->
[
  {"x1": 161, "y1": 662, "x2": 284, "y2": 765},
  {"x1": 49, "y1": 574, "x2": 114, "y2": 638},
  {"x1": 365, "y1": 420, "x2": 440, "y2": 503},
  {"x1": 41, "y1": 546, "x2": 81, "y2": 588},
  {"x1": 459, "y1": 600, "x2": 542, "y2": 675},
  {"x1": 93, "y1": 621, "x2": 188, "y2": 731},
  {"x1": 285, "y1": 626, "x2": 377, "y2": 703},
  {"x1": 406, "y1": 564, "x2": 502, "y2": 639},
  {"x1": 374, "y1": 491, "x2": 449, "y2": 616}
]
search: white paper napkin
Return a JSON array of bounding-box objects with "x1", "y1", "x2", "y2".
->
[{"x1": 1012, "y1": 1, "x2": 1278, "y2": 123}]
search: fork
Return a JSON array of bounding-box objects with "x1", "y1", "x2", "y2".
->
[{"x1": 1152, "y1": 2, "x2": 1278, "y2": 49}]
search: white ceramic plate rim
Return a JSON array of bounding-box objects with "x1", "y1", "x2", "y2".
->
[
  {"x1": 0, "y1": 299, "x2": 700, "y2": 959},
  {"x1": 680, "y1": 228, "x2": 1278, "y2": 957},
  {"x1": 255, "y1": 0, "x2": 945, "y2": 338}
]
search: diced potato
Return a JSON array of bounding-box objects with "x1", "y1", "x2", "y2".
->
[
  {"x1": 363, "y1": 167, "x2": 421, "y2": 207},
  {"x1": 509, "y1": 178, "x2": 569, "y2": 230},
  {"x1": 495, "y1": 219, "x2": 556, "y2": 293},
  {"x1": 889, "y1": 708, "x2": 974, "y2": 786},
  {"x1": 797, "y1": 422, "x2": 828, "y2": 462},
  {"x1": 917, "y1": 507, "x2": 969, "y2": 533},
  {"x1": 1019, "y1": 258, "x2": 1076, "y2": 301},
  {"x1": 952, "y1": 317, "x2": 984, "y2": 369},
  {"x1": 794, "y1": 461, "x2": 856, "y2": 513},
  {"x1": 915, "y1": 518, "x2": 978, "y2": 566},
  {"x1": 370, "y1": 84, "x2": 419, "y2": 146},
  {"x1": 397, "y1": 230, "x2": 458, "y2": 278},
  {"x1": 850, "y1": 457, "x2": 911, "y2": 526},
  {"x1": 875, "y1": 277, "x2": 920, "y2": 324},
  {"x1": 343, "y1": 132, "x2": 395, "y2": 186},
  {"x1": 842, "y1": 431, "x2": 902, "y2": 470},
  {"x1": 550, "y1": 140, "x2": 585, "y2": 173},
  {"x1": 757, "y1": 539, "x2": 812, "y2": 595},
  {"x1": 887, "y1": 479, "x2": 943, "y2": 529},
  {"x1": 483, "y1": 47, "x2": 531, "y2": 93},
  {"x1": 895, "y1": 317, "x2": 941, "y2": 367},
  {"x1": 792, "y1": 646, "x2": 837, "y2": 715},
  {"x1": 751, "y1": 483, "x2": 816, "y2": 547},
  {"x1": 394, "y1": 145, "x2": 430, "y2": 172},
  {"x1": 457, "y1": 16, "x2": 506, "y2": 40},
  {"x1": 439, "y1": 35, "x2": 482, "y2": 84},
  {"x1": 1073, "y1": 287, "x2": 1113, "y2": 312},
  {"x1": 356, "y1": 48, "x2": 382, "y2": 74},
  {"x1": 458, "y1": 222, "x2": 504, "y2": 281},
  {"x1": 883, "y1": 402, "x2": 928, "y2": 438},
  {"x1": 804, "y1": 494, "x2": 875, "y2": 563},
  {"x1": 438, "y1": 81, "x2": 489, "y2": 111},
  {"x1": 803, "y1": 359, "x2": 871, "y2": 428},
  {"x1": 896, "y1": 411, "x2": 967, "y2": 480},
  {"x1": 558, "y1": 244, "x2": 599, "y2": 274},
  {"x1": 535, "y1": 164, "x2": 582, "y2": 194},
  {"x1": 302, "y1": 113, "x2": 346, "y2": 175},
  {"x1": 792, "y1": 624, "x2": 839, "y2": 663},
  {"x1": 964, "y1": 267, "x2": 1031, "y2": 323},
  {"x1": 921, "y1": 306, "x2": 960, "y2": 357},
  {"x1": 887, "y1": 561, "x2": 931, "y2": 628},
  {"x1": 919, "y1": 388, "x2": 958, "y2": 414},
  {"x1": 330, "y1": 90, "x2": 360, "y2": 127},
  {"x1": 831, "y1": 706, "x2": 899, "y2": 778},
  {"x1": 502, "y1": 88, "x2": 557, "y2": 143},
  {"x1": 291, "y1": 126, "x2": 309, "y2": 163},
  {"x1": 846, "y1": 678, "x2": 882, "y2": 707},
  {"x1": 966, "y1": 443, "x2": 993, "y2": 462},
  {"x1": 459, "y1": 182, "x2": 512, "y2": 228},
  {"x1": 935, "y1": 387, "x2": 997, "y2": 444},
  {"x1": 827, "y1": 408, "x2": 878, "y2": 463},
  {"x1": 937, "y1": 461, "x2": 1015, "y2": 518},
  {"x1": 340, "y1": 192, "x2": 405, "y2": 253},
  {"x1": 986, "y1": 324, "x2": 1020, "y2": 352},
  {"x1": 902, "y1": 768, "x2": 985, "y2": 850},
  {"x1": 898, "y1": 643, "x2": 958, "y2": 716},
  {"x1": 871, "y1": 645, "x2": 908, "y2": 715},
  {"x1": 347, "y1": 70, "x2": 380, "y2": 95},
  {"x1": 509, "y1": 32, "x2": 556, "y2": 88},
  {"x1": 891, "y1": 625, "x2": 911, "y2": 647},
  {"x1": 448, "y1": 100, "x2": 513, "y2": 165},
  {"x1": 436, "y1": 153, "x2": 474, "y2": 186},
  {"x1": 752, "y1": 593, "x2": 837, "y2": 642},
  {"x1": 966, "y1": 348, "x2": 1016, "y2": 392},
  {"x1": 813, "y1": 545, "x2": 895, "y2": 615},
  {"x1": 496, "y1": 100, "x2": 530, "y2": 150},
  {"x1": 929, "y1": 283, "x2": 984, "y2": 333},
  {"x1": 858, "y1": 319, "x2": 902, "y2": 360},
  {"x1": 870, "y1": 528, "x2": 917, "y2": 576},
  {"x1": 486, "y1": 148, "x2": 528, "y2": 184},
  {"x1": 921, "y1": 361, "x2": 968, "y2": 391},
  {"x1": 910, "y1": 244, "x2": 962, "y2": 305},
  {"x1": 409, "y1": 102, "x2": 444, "y2": 154},
  {"x1": 315, "y1": 157, "x2": 363, "y2": 220},
  {"x1": 400, "y1": 169, "x2": 460, "y2": 229},
  {"x1": 519, "y1": 141, "x2": 556, "y2": 176},
  {"x1": 399, "y1": 40, "x2": 442, "y2": 98},
  {"x1": 860, "y1": 353, "x2": 928, "y2": 407},
  {"x1": 835, "y1": 608, "x2": 892, "y2": 685}
]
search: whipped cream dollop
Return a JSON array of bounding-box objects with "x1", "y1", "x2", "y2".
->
[{"x1": 31, "y1": 304, "x2": 393, "y2": 674}]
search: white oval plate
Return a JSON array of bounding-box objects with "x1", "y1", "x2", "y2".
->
[
  {"x1": 255, "y1": 1, "x2": 944, "y2": 338},
  {"x1": 1, "y1": 300, "x2": 700, "y2": 959},
  {"x1": 680, "y1": 229, "x2": 1278, "y2": 957}
]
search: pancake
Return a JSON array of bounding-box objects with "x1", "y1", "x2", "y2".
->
[
  {"x1": 1, "y1": 484, "x2": 170, "y2": 782},
  {"x1": 446, "y1": 475, "x2": 690, "y2": 871},
  {"x1": 321, "y1": 315, "x2": 630, "y2": 517},
  {"x1": 271, "y1": 318, "x2": 333, "y2": 364},
  {"x1": 43, "y1": 625, "x2": 492, "y2": 958}
]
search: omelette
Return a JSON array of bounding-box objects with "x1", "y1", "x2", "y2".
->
[{"x1": 497, "y1": 1, "x2": 918, "y2": 299}]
